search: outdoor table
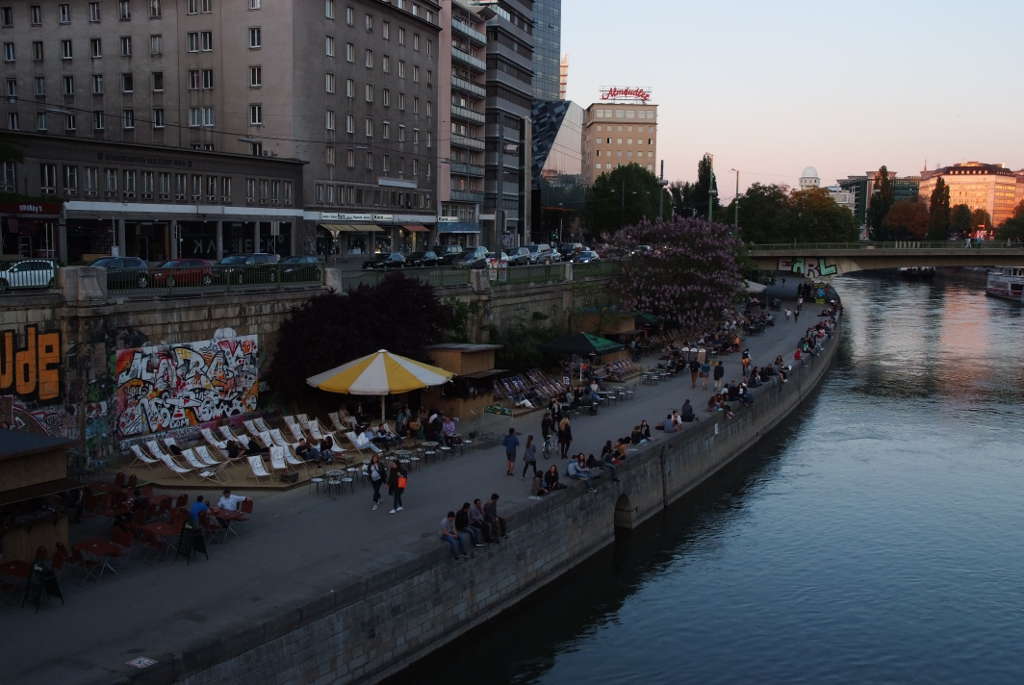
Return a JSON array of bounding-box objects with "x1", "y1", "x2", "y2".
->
[
  {"x1": 420, "y1": 441, "x2": 439, "y2": 448},
  {"x1": 0, "y1": 560, "x2": 31, "y2": 579},
  {"x1": 210, "y1": 508, "x2": 246, "y2": 522},
  {"x1": 74, "y1": 540, "x2": 122, "y2": 576}
]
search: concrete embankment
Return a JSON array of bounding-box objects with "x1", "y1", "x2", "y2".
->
[{"x1": 147, "y1": 318, "x2": 841, "y2": 685}]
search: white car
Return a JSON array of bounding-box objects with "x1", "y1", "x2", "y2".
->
[{"x1": 0, "y1": 259, "x2": 58, "y2": 293}]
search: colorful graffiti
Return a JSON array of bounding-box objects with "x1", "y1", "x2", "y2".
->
[
  {"x1": 114, "y1": 336, "x2": 259, "y2": 437},
  {"x1": 1, "y1": 325, "x2": 62, "y2": 403},
  {"x1": 777, "y1": 257, "x2": 839, "y2": 279}
]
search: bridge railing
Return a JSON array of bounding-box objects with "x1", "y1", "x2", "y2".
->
[{"x1": 748, "y1": 239, "x2": 1023, "y2": 251}]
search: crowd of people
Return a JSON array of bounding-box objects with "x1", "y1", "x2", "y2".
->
[{"x1": 439, "y1": 494, "x2": 508, "y2": 560}]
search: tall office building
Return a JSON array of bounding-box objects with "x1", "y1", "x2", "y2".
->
[
  {"x1": 531, "y1": 0, "x2": 560, "y2": 102},
  {"x1": 581, "y1": 91, "x2": 658, "y2": 187},
  {"x1": 559, "y1": 54, "x2": 568, "y2": 100},
  {"x1": 470, "y1": 0, "x2": 534, "y2": 249},
  {"x1": 838, "y1": 170, "x2": 920, "y2": 228},
  {"x1": 919, "y1": 161, "x2": 1018, "y2": 226},
  {"x1": 0, "y1": 0, "x2": 442, "y2": 255},
  {"x1": 531, "y1": 99, "x2": 582, "y2": 242}
]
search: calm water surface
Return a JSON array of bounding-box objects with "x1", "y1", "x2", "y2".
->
[{"x1": 396, "y1": 273, "x2": 1024, "y2": 685}]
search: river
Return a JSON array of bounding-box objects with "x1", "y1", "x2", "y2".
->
[{"x1": 392, "y1": 272, "x2": 1024, "y2": 685}]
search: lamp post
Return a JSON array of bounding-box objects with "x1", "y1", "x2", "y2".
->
[
  {"x1": 657, "y1": 159, "x2": 668, "y2": 221},
  {"x1": 707, "y1": 154, "x2": 715, "y2": 222},
  {"x1": 730, "y1": 168, "x2": 740, "y2": 228}
]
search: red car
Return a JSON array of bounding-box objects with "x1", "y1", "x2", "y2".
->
[{"x1": 150, "y1": 259, "x2": 215, "y2": 287}]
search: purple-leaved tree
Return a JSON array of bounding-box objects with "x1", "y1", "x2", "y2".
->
[{"x1": 604, "y1": 217, "x2": 744, "y2": 335}]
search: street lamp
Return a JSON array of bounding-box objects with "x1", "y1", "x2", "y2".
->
[{"x1": 730, "y1": 168, "x2": 740, "y2": 228}]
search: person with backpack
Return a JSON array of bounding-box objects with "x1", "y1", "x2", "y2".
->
[
  {"x1": 387, "y1": 460, "x2": 407, "y2": 514},
  {"x1": 365, "y1": 453, "x2": 387, "y2": 511}
]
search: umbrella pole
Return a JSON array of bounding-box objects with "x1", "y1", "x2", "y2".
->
[{"x1": 380, "y1": 395, "x2": 386, "y2": 426}]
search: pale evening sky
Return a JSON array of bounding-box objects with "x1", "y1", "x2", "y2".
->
[{"x1": 561, "y1": 0, "x2": 1024, "y2": 198}]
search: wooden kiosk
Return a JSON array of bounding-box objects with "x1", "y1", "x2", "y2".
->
[{"x1": 423, "y1": 344, "x2": 505, "y2": 420}]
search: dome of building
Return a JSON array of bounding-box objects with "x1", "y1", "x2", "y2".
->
[{"x1": 801, "y1": 166, "x2": 819, "y2": 179}]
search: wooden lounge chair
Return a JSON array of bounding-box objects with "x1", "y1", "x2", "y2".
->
[
  {"x1": 308, "y1": 420, "x2": 331, "y2": 442},
  {"x1": 194, "y1": 445, "x2": 223, "y2": 467},
  {"x1": 256, "y1": 431, "x2": 275, "y2": 449},
  {"x1": 155, "y1": 452, "x2": 192, "y2": 479},
  {"x1": 181, "y1": 448, "x2": 222, "y2": 483},
  {"x1": 129, "y1": 444, "x2": 158, "y2": 467},
  {"x1": 269, "y1": 428, "x2": 296, "y2": 448},
  {"x1": 296, "y1": 413, "x2": 310, "y2": 428},
  {"x1": 243, "y1": 419, "x2": 261, "y2": 437},
  {"x1": 247, "y1": 455, "x2": 271, "y2": 482},
  {"x1": 328, "y1": 411, "x2": 346, "y2": 433},
  {"x1": 345, "y1": 431, "x2": 382, "y2": 456},
  {"x1": 146, "y1": 440, "x2": 174, "y2": 461},
  {"x1": 283, "y1": 447, "x2": 307, "y2": 469},
  {"x1": 218, "y1": 425, "x2": 243, "y2": 443},
  {"x1": 200, "y1": 427, "x2": 228, "y2": 451},
  {"x1": 254, "y1": 417, "x2": 271, "y2": 433},
  {"x1": 269, "y1": 446, "x2": 290, "y2": 472},
  {"x1": 284, "y1": 420, "x2": 306, "y2": 443}
]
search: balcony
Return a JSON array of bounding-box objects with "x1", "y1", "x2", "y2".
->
[
  {"x1": 451, "y1": 76, "x2": 486, "y2": 98},
  {"x1": 452, "y1": 20, "x2": 486, "y2": 45},
  {"x1": 450, "y1": 134, "x2": 485, "y2": 151},
  {"x1": 451, "y1": 105, "x2": 486, "y2": 124},
  {"x1": 449, "y1": 162, "x2": 485, "y2": 177},
  {"x1": 451, "y1": 189, "x2": 484, "y2": 203},
  {"x1": 452, "y1": 47, "x2": 486, "y2": 73}
]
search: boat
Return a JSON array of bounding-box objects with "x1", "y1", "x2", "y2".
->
[
  {"x1": 898, "y1": 266, "x2": 935, "y2": 280},
  {"x1": 985, "y1": 267, "x2": 1024, "y2": 303}
]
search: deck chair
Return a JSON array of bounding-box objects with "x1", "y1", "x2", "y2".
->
[
  {"x1": 283, "y1": 447, "x2": 307, "y2": 469},
  {"x1": 346, "y1": 431, "x2": 383, "y2": 456},
  {"x1": 284, "y1": 419, "x2": 306, "y2": 443},
  {"x1": 155, "y1": 452, "x2": 192, "y2": 479},
  {"x1": 243, "y1": 419, "x2": 261, "y2": 437},
  {"x1": 254, "y1": 417, "x2": 271, "y2": 433},
  {"x1": 181, "y1": 449, "x2": 222, "y2": 483},
  {"x1": 269, "y1": 446, "x2": 290, "y2": 472},
  {"x1": 328, "y1": 411, "x2": 346, "y2": 433},
  {"x1": 247, "y1": 455, "x2": 271, "y2": 481},
  {"x1": 129, "y1": 444, "x2": 158, "y2": 467},
  {"x1": 256, "y1": 431, "x2": 275, "y2": 449},
  {"x1": 269, "y1": 428, "x2": 296, "y2": 448},
  {"x1": 146, "y1": 440, "x2": 174, "y2": 461},
  {"x1": 194, "y1": 445, "x2": 222, "y2": 467},
  {"x1": 296, "y1": 413, "x2": 310, "y2": 427},
  {"x1": 163, "y1": 437, "x2": 179, "y2": 451},
  {"x1": 218, "y1": 425, "x2": 242, "y2": 443},
  {"x1": 200, "y1": 427, "x2": 228, "y2": 451}
]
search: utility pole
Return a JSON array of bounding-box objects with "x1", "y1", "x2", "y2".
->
[
  {"x1": 730, "y1": 168, "x2": 739, "y2": 228},
  {"x1": 657, "y1": 159, "x2": 666, "y2": 221},
  {"x1": 707, "y1": 154, "x2": 715, "y2": 221}
]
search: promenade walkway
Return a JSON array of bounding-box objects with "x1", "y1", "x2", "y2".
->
[{"x1": 1, "y1": 300, "x2": 821, "y2": 685}]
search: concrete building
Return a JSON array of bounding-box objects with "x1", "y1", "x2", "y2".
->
[
  {"x1": 825, "y1": 185, "x2": 856, "y2": 215},
  {"x1": 559, "y1": 53, "x2": 568, "y2": 100},
  {"x1": 0, "y1": 132, "x2": 304, "y2": 263},
  {"x1": 437, "y1": 0, "x2": 488, "y2": 248},
  {"x1": 799, "y1": 166, "x2": 821, "y2": 190},
  {"x1": 581, "y1": 92, "x2": 657, "y2": 186},
  {"x1": 531, "y1": 0, "x2": 560, "y2": 102},
  {"x1": 919, "y1": 161, "x2": 1018, "y2": 227},
  {"x1": 530, "y1": 99, "x2": 582, "y2": 242},
  {"x1": 469, "y1": 0, "x2": 534, "y2": 249},
  {"x1": 0, "y1": 0, "x2": 442, "y2": 256},
  {"x1": 837, "y1": 171, "x2": 920, "y2": 229}
]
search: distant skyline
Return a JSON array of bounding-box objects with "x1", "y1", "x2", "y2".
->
[{"x1": 562, "y1": 0, "x2": 1024, "y2": 200}]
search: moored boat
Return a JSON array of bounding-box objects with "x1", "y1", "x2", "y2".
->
[{"x1": 985, "y1": 267, "x2": 1024, "y2": 303}]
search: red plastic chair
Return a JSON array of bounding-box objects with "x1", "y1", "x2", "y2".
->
[
  {"x1": 240, "y1": 499, "x2": 254, "y2": 515},
  {"x1": 174, "y1": 493, "x2": 188, "y2": 509},
  {"x1": 69, "y1": 548, "x2": 101, "y2": 582}
]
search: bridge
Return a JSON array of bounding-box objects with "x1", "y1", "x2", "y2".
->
[{"x1": 747, "y1": 241, "x2": 1024, "y2": 278}]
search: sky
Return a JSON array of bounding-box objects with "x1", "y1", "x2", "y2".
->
[{"x1": 562, "y1": 0, "x2": 1024, "y2": 200}]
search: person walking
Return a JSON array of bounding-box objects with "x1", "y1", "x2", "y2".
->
[
  {"x1": 794, "y1": 307, "x2": 800, "y2": 323},
  {"x1": 741, "y1": 349, "x2": 751, "y2": 378},
  {"x1": 522, "y1": 435, "x2": 538, "y2": 479},
  {"x1": 713, "y1": 360, "x2": 725, "y2": 391},
  {"x1": 502, "y1": 428, "x2": 520, "y2": 476},
  {"x1": 541, "y1": 412, "x2": 554, "y2": 459},
  {"x1": 785, "y1": 308, "x2": 792, "y2": 322},
  {"x1": 557, "y1": 416, "x2": 573, "y2": 459},
  {"x1": 700, "y1": 358, "x2": 711, "y2": 390},
  {"x1": 365, "y1": 453, "x2": 387, "y2": 511},
  {"x1": 387, "y1": 459, "x2": 407, "y2": 514},
  {"x1": 689, "y1": 359, "x2": 700, "y2": 388}
]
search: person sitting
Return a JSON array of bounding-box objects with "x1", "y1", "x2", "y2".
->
[
  {"x1": 226, "y1": 439, "x2": 247, "y2": 461},
  {"x1": 295, "y1": 437, "x2": 319, "y2": 463},
  {"x1": 568, "y1": 455, "x2": 595, "y2": 492},
  {"x1": 544, "y1": 464, "x2": 566, "y2": 491},
  {"x1": 407, "y1": 413, "x2": 423, "y2": 439},
  {"x1": 530, "y1": 469, "x2": 548, "y2": 497},
  {"x1": 587, "y1": 452, "x2": 619, "y2": 483},
  {"x1": 660, "y1": 413, "x2": 676, "y2": 433},
  {"x1": 442, "y1": 415, "x2": 460, "y2": 446},
  {"x1": 469, "y1": 498, "x2": 494, "y2": 543},
  {"x1": 600, "y1": 439, "x2": 615, "y2": 461},
  {"x1": 680, "y1": 400, "x2": 696, "y2": 422},
  {"x1": 440, "y1": 511, "x2": 467, "y2": 560},
  {"x1": 639, "y1": 419, "x2": 652, "y2": 440},
  {"x1": 318, "y1": 435, "x2": 336, "y2": 464},
  {"x1": 455, "y1": 502, "x2": 483, "y2": 548},
  {"x1": 738, "y1": 383, "x2": 754, "y2": 406},
  {"x1": 614, "y1": 438, "x2": 630, "y2": 462},
  {"x1": 706, "y1": 394, "x2": 719, "y2": 412},
  {"x1": 630, "y1": 425, "x2": 645, "y2": 445},
  {"x1": 727, "y1": 382, "x2": 741, "y2": 402},
  {"x1": 188, "y1": 495, "x2": 209, "y2": 525}
]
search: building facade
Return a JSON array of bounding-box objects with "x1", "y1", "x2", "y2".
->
[
  {"x1": 559, "y1": 53, "x2": 567, "y2": 100},
  {"x1": 799, "y1": 166, "x2": 820, "y2": 190},
  {"x1": 531, "y1": 0, "x2": 560, "y2": 102},
  {"x1": 825, "y1": 185, "x2": 856, "y2": 215},
  {"x1": 837, "y1": 170, "x2": 920, "y2": 228},
  {"x1": 0, "y1": 0, "x2": 442, "y2": 256},
  {"x1": 0, "y1": 132, "x2": 303, "y2": 263},
  {"x1": 530, "y1": 99, "x2": 582, "y2": 242},
  {"x1": 919, "y1": 161, "x2": 1018, "y2": 227},
  {"x1": 581, "y1": 94, "x2": 657, "y2": 186}
]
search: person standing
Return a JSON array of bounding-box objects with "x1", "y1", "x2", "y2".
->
[
  {"x1": 502, "y1": 428, "x2": 520, "y2": 476},
  {"x1": 484, "y1": 493, "x2": 506, "y2": 539},
  {"x1": 700, "y1": 358, "x2": 711, "y2": 390},
  {"x1": 521, "y1": 435, "x2": 538, "y2": 479},
  {"x1": 541, "y1": 412, "x2": 554, "y2": 458},
  {"x1": 689, "y1": 359, "x2": 700, "y2": 388},
  {"x1": 713, "y1": 361, "x2": 725, "y2": 391},
  {"x1": 741, "y1": 349, "x2": 751, "y2": 377},
  {"x1": 557, "y1": 416, "x2": 573, "y2": 459},
  {"x1": 387, "y1": 460, "x2": 407, "y2": 514},
  {"x1": 365, "y1": 453, "x2": 387, "y2": 511}
]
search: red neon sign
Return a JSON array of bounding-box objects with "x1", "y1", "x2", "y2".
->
[{"x1": 600, "y1": 87, "x2": 652, "y2": 102}]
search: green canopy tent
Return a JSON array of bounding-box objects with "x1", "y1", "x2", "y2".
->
[{"x1": 541, "y1": 332, "x2": 624, "y2": 357}]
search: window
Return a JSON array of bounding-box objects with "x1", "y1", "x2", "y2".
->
[
  {"x1": 33, "y1": 76, "x2": 44, "y2": 96},
  {"x1": 397, "y1": 61, "x2": 405, "y2": 78},
  {"x1": 413, "y1": 97, "x2": 419, "y2": 114},
  {"x1": 4, "y1": 78, "x2": 14, "y2": 99},
  {"x1": 64, "y1": 166, "x2": 79, "y2": 193},
  {"x1": 324, "y1": 72, "x2": 335, "y2": 93},
  {"x1": 84, "y1": 167, "x2": 98, "y2": 195},
  {"x1": 92, "y1": 74, "x2": 103, "y2": 94},
  {"x1": 325, "y1": 0, "x2": 335, "y2": 20},
  {"x1": 152, "y1": 107, "x2": 165, "y2": 128},
  {"x1": 248, "y1": 103, "x2": 263, "y2": 125},
  {"x1": 413, "y1": 34, "x2": 419, "y2": 51},
  {"x1": 343, "y1": 4, "x2": 351, "y2": 24},
  {"x1": 426, "y1": 39, "x2": 432, "y2": 57},
  {"x1": 30, "y1": 6, "x2": 42, "y2": 25},
  {"x1": 365, "y1": 83, "x2": 373, "y2": 102},
  {"x1": 345, "y1": 42, "x2": 354, "y2": 62},
  {"x1": 123, "y1": 169, "x2": 136, "y2": 195},
  {"x1": 188, "y1": 107, "x2": 201, "y2": 127},
  {"x1": 35, "y1": 112, "x2": 47, "y2": 131},
  {"x1": 201, "y1": 31, "x2": 213, "y2": 51},
  {"x1": 364, "y1": 117, "x2": 372, "y2": 137},
  {"x1": 345, "y1": 78, "x2": 353, "y2": 97},
  {"x1": 426, "y1": 131, "x2": 431, "y2": 148},
  {"x1": 202, "y1": 68, "x2": 214, "y2": 89},
  {"x1": 150, "y1": 34, "x2": 162, "y2": 55},
  {"x1": 89, "y1": 3, "x2": 100, "y2": 22},
  {"x1": 398, "y1": 124, "x2": 405, "y2": 142},
  {"x1": 248, "y1": 27, "x2": 261, "y2": 49},
  {"x1": 365, "y1": 49, "x2": 373, "y2": 68},
  {"x1": 62, "y1": 75, "x2": 75, "y2": 96},
  {"x1": 6, "y1": 112, "x2": 18, "y2": 129},
  {"x1": 325, "y1": 109, "x2": 335, "y2": 131},
  {"x1": 121, "y1": 72, "x2": 133, "y2": 92},
  {"x1": 120, "y1": 36, "x2": 132, "y2": 56},
  {"x1": 382, "y1": 21, "x2": 390, "y2": 40},
  {"x1": 383, "y1": 154, "x2": 390, "y2": 173},
  {"x1": 382, "y1": 121, "x2": 390, "y2": 139},
  {"x1": 40, "y1": 163, "x2": 57, "y2": 193},
  {"x1": 104, "y1": 168, "x2": 117, "y2": 193},
  {"x1": 249, "y1": 0, "x2": 261, "y2": 8},
  {"x1": 188, "y1": 0, "x2": 214, "y2": 14},
  {"x1": 382, "y1": 88, "x2": 390, "y2": 106},
  {"x1": 221, "y1": 176, "x2": 231, "y2": 200},
  {"x1": 149, "y1": 0, "x2": 161, "y2": 19},
  {"x1": 1, "y1": 7, "x2": 12, "y2": 27},
  {"x1": 249, "y1": 65, "x2": 262, "y2": 87},
  {"x1": 365, "y1": 14, "x2": 373, "y2": 32},
  {"x1": 325, "y1": 145, "x2": 335, "y2": 166},
  {"x1": 152, "y1": 71, "x2": 163, "y2": 91},
  {"x1": 2, "y1": 42, "x2": 13, "y2": 63},
  {"x1": 346, "y1": 149, "x2": 354, "y2": 168},
  {"x1": 59, "y1": 3, "x2": 71, "y2": 23},
  {"x1": 187, "y1": 32, "x2": 199, "y2": 51},
  {"x1": 324, "y1": 35, "x2": 335, "y2": 57},
  {"x1": 122, "y1": 108, "x2": 135, "y2": 129},
  {"x1": 119, "y1": 0, "x2": 130, "y2": 21},
  {"x1": 382, "y1": 55, "x2": 390, "y2": 73},
  {"x1": 93, "y1": 110, "x2": 104, "y2": 130},
  {"x1": 365, "y1": 151, "x2": 373, "y2": 171},
  {"x1": 426, "y1": 70, "x2": 432, "y2": 88},
  {"x1": 398, "y1": 27, "x2": 405, "y2": 45},
  {"x1": 345, "y1": 113, "x2": 353, "y2": 133},
  {"x1": 33, "y1": 41, "x2": 44, "y2": 61},
  {"x1": 413, "y1": 66, "x2": 419, "y2": 83},
  {"x1": 188, "y1": 69, "x2": 200, "y2": 89},
  {"x1": 398, "y1": 93, "x2": 405, "y2": 111}
]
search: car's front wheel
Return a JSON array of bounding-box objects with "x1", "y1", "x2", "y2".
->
[
  {"x1": 167, "y1": 276, "x2": 177, "y2": 287},
  {"x1": 136, "y1": 274, "x2": 149, "y2": 288},
  {"x1": 201, "y1": 274, "x2": 213, "y2": 286}
]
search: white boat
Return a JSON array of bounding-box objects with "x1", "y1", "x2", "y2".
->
[
  {"x1": 898, "y1": 266, "x2": 935, "y2": 279},
  {"x1": 985, "y1": 267, "x2": 1024, "y2": 303}
]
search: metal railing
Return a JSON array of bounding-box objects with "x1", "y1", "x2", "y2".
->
[
  {"x1": 451, "y1": 76, "x2": 486, "y2": 98},
  {"x1": 451, "y1": 105, "x2": 486, "y2": 124},
  {"x1": 340, "y1": 268, "x2": 470, "y2": 293},
  {"x1": 105, "y1": 262, "x2": 325, "y2": 293},
  {"x1": 451, "y1": 19, "x2": 486, "y2": 44},
  {"x1": 450, "y1": 134, "x2": 486, "y2": 151},
  {"x1": 748, "y1": 240, "x2": 1024, "y2": 251},
  {"x1": 492, "y1": 263, "x2": 566, "y2": 286},
  {"x1": 573, "y1": 261, "x2": 620, "y2": 279},
  {"x1": 451, "y1": 48, "x2": 486, "y2": 71}
]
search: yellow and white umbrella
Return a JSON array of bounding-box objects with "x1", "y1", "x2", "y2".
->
[{"x1": 306, "y1": 349, "x2": 453, "y2": 423}]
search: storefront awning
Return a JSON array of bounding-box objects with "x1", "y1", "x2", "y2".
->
[
  {"x1": 350, "y1": 224, "x2": 384, "y2": 232},
  {"x1": 320, "y1": 223, "x2": 347, "y2": 235},
  {"x1": 403, "y1": 224, "x2": 429, "y2": 232},
  {"x1": 437, "y1": 222, "x2": 480, "y2": 234}
]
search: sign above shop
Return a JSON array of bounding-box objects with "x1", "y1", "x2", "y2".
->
[
  {"x1": 319, "y1": 213, "x2": 394, "y2": 222},
  {"x1": 0, "y1": 201, "x2": 63, "y2": 216},
  {"x1": 599, "y1": 86, "x2": 653, "y2": 103}
]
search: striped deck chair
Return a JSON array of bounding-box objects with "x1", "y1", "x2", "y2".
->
[
  {"x1": 269, "y1": 428, "x2": 295, "y2": 448},
  {"x1": 200, "y1": 428, "x2": 228, "y2": 451},
  {"x1": 146, "y1": 440, "x2": 174, "y2": 461},
  {"x1": 254, "y1": 417, "x2": 271, "y2": 433},
  {"x1": 155, "y1": 452, "x2": 192, "y2": 479},
  {"x1": 256, "y1": 431, "x2": 275, "y2": 449},
  {"x1": 129, "y1": 444, "x2": 158, "y2": 467},
  {"x1": 194, "y1": 445, "x2": 222, "y2": 467},
  {"x1": 243, "y1": 419, "x2": 261, "y2": 437},
  {"x1": 247, "y1": 455, "x2": 271, "y2": 481},
  {"x1": 284, "y1": 419, "x2": 306, "y2": 443},
  {"x1": 283, "y1": 446, "x2": 307, "y2": 469},
  {"x1": 269, "y1": 446, "x2": 290, "y2": 472}
]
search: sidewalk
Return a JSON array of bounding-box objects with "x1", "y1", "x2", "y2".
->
[{"x1": 0, "y1": 302, "x2": 817, "y2": 684}]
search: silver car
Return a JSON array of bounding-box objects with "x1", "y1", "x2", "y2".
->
[{"x1": 0, "y1": 259, "x2": 58, "y2": 293}]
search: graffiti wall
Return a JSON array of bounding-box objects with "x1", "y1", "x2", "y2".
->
[
  {"x1": 114, "y1": 336, "x2": 259, "y2": 437},
  {"x1": 777, "y1": 257, "x2": 839, "y2": 278}
]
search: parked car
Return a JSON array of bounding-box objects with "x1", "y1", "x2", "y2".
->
[
  {"x1": 572, "y1": 250, "x2": 601, "y2": 264},
  {"x1": 486, "y1": 251, "x2": 511, "y2": 268},
  {"x1": 279, "y1": 255, "x2": 323, "y2": 282},
  {"x1": 406, "y1": 250, "x2": 440, "y2": 268},
  {"x1": 558, "y1": 243, "x2": 584, "y2": 261},
  {"x1": 363, "y1": 252, "x2": 406, "y2": 270},
  {"x1": 438, "y1": 247, "x2": 470, "y2": 266},
  {"x1": 0, "y1": 259, "x2": 58, "y2": 293},
  {"x1": 215, "y1": 253, "x2": 281, "y2": 284},
  {"x1": 519, "y1": 243, "x2": 554, "y2": 264},
  {"x1": 455, "y1": 247, "x2": 490, "y2": 269},
  {"x1": 508, "y1": 247, "x2": 533, "y2": 266},
  {"x1": 90, "y1": 256, "x2": 150, "y2": 289},
  {"x1": 149, "y1": 258, "x2": 214, "y2": 287}
]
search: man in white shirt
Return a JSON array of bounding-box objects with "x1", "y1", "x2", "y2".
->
[{"x1": 217, "y1": 488, "x2": 246, "y2": 511}]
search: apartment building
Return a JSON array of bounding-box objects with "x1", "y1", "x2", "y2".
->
[
  {"x1": 0, "y1": 0, "x2": 442, "y2": 255},
  {"x1": 919, "y1": 161, "x2": 1019, "y2": 227},
  {"x1": 531, "y1": 0, "x2": 559, "y2": 101},
  {"x1": 581, "y1": 97, "x2": 658, "y2": 186}
]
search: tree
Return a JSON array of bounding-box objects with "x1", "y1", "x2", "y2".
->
[
  {"x1": 970, "y1": 208, "x2": 992, "y2": 234},
  {"x1": 950, "y1": 204, "x2": 973, "y2": 239},
  {"x1": 668, "y1": 154, "x2": 721, "y2": 219},
  {"x1": 584, "y1": 163, "x2": 670, "y2": 236},
  {"x1": 927, "y1": 177, "x2": 950, "y2": 241},
  {"x1": 728, "y1": 183, "x2": 790, "y2": 243},
  {"x1": 882, "y1": 200, "x2": 929, "y2": 239},
  {"x1": 996, "y1": 201, "x2": 1024, "y2": 242},
  {"x1": 867, "y1": 166, "x2": 895, "y2": 240},
  {"x1": 266, "y1": 274, "x2": 453, "y2": 407},
  {"x1": 603, "y1": 217, "x2": 743, "y2": 334},
  {"x1": 787, "y1": 188, "x2": 859, "y2": 242}
]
